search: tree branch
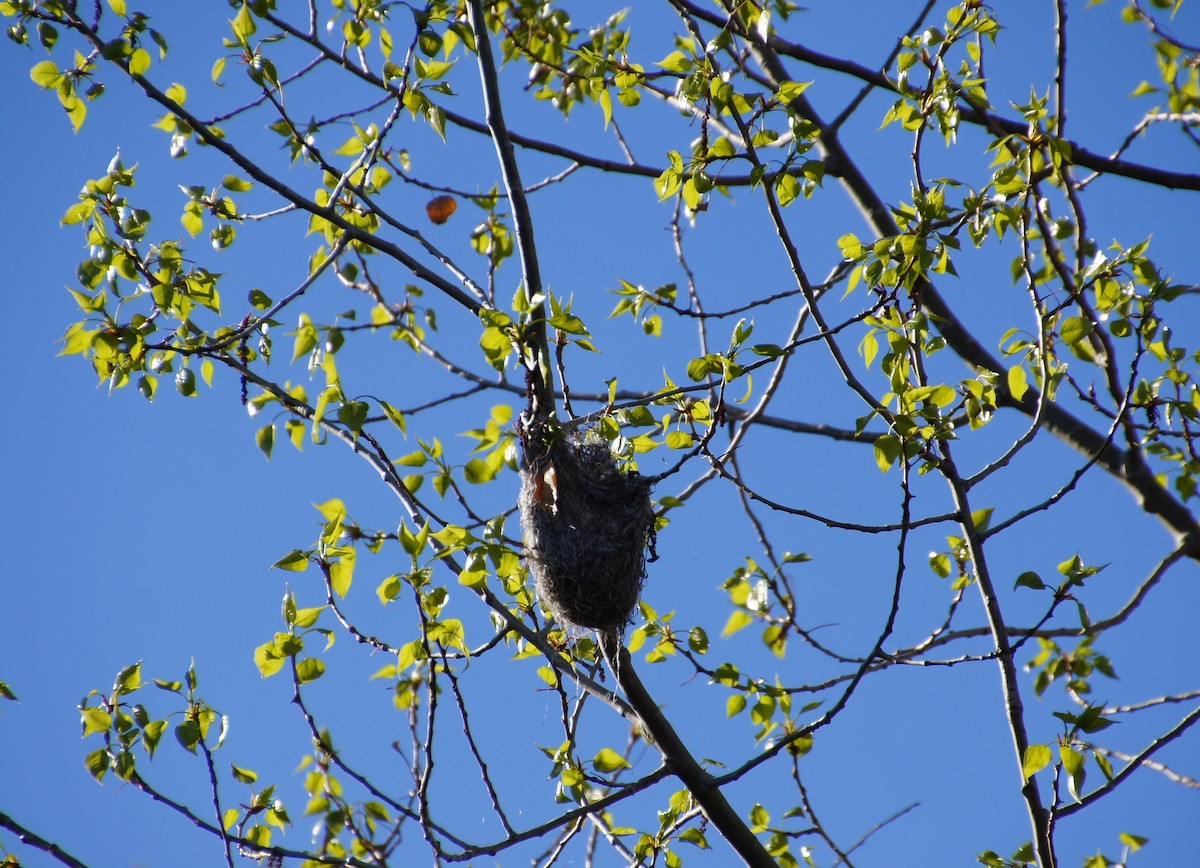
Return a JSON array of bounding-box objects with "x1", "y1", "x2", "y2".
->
[
  {"x1": 0, "y1": 811, "x2": 89, "y2": 868},
  {"x1": 597, "y1": 633, "x2": 779, "y2": 868}
]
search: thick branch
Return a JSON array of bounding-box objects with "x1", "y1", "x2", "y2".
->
[
  {"x1": 676, "y1": 0, "x2": 1200, "y2": 191},
  {"x1": 598, "y1": 633, "x2": 779, "y2": 868},
  {"x1": 738, "y1": 24, "x2": 1200, "y2": 558},
  {"x1": 467, "y1": 0, "x2": 555, "y2": 419},
  {"x1": 0, "y1": 811, "x2": 89, "y2": 868}
]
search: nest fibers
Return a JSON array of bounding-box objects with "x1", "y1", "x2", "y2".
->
[{"x1": 519, "y1": 429, "x2": 656, "y2": 633}]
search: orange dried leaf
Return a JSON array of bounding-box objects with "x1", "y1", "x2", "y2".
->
[{"x1": 425, "y1": 195, "x2": 457, "y2": 224}]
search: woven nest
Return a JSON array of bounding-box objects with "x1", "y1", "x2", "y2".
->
[{"x1": 519, "y1": 429, "x2": 656, "y2": 632}]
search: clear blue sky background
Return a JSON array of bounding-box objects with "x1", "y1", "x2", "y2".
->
[{"x1": 2, "y1": 2, "x2": 1198, "y2": 866}]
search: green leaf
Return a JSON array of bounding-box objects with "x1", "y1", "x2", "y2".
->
[
  {"x1": 1060, "y1": 744, "x2": 1086, "y2": 801},
  {"x1": 292, "y1": 314, "x2": 318, "y2": 362},
  {"x1": 30, "y1": 60, "x2": 63, "y2": 89},
  {"x1": 1007, "y1": 364, "x2": 1029, "y2": 401},
  {"x1": 296, "y1": 658, "x2": 325, "y2": 684},
  {"x1": 222, "y1": 174, "x2": 254, "y2": 192},
  {"x1": 776, "y1": 172, "x2": 800, "y2": 207},
  {"x1": 970, "y1": 507, "x2": 994, "y2": 533},
  {"x1": 1060, "y1": 315, "x2": 1092, "y2": 346},
  {"x1": 292, "y1": 606, "x2": 325, "y2": 628},
  {"x1": 593, "y1": 747, "x2": 632, "y2": 773},
  {"x1": 599, "y1": 87, "x2": 613, "y2": 129},
  {"x1": 143, "y1": 720, "x2": 166, "y2": 756},
  {"x1": 116, "y1": 662, "x2": 142, "y2": 694},
  {"x1": 231, "y1": 1, "x2": 257, "y2": 44},
  {"x1": 272, "y1": 550, "x2": 309, "y2": 572},
  {"x1": 337, "y1": 400, "x2": 369, "y2": 433},
  {"x1": 929, "y1": 552, "x2": 952, "y2": 578},
  {"x1": 722, "y1": 610, "x2": 753, "y2": 638},
  {"x1": 1014, "y1": 571, "x2": 1045, "y2": 590},
  {"x1": 873, "y1": 434, "x2": 900, "y2": 472},
  {"x1": 254, "y1": 641, "x2": 285, "y2": 678},
  {"x1": 463, "y1": 458, "x2": 497, "y2": 484},
  {"x1": 256, "y1": 424, "x2": 274, "y2": 460},
  {"x1": 85, "y1": 748, "x2": 110, "y2": 781},
  {"x1": 231, "y1": 764, "x2": 258, "y2": 784},
  {"x1": 1118, "y1": 833, "x2": 1148, "y2": 852},
  {"x1": 128, "y1": 47, "x2": 151, "y2": 76},
  {"x1": 81, "y1": 707, "x2": 112, "y2": 736},
  {"x1": 175, "y1": 718, "x2": 201, "y2": 753},
  {"x1": 1022, "y1": 743, "x2": 1051, "y2": 780},
  {"x1": 380, "y1": 401, "x2": 406, "y2": 433},
  {"x1": 727, "y1": 694, "x2": 747, "y2": 717},
  {"x1": 656, "y1": 51, "x2": 691, "y2": 72},
  {"x1": 377, "y1": 574, "x2": 403, "y2": 604},
  {"x1": 329, "y1": 550, "x2": 355, "y2": 599},
  {"x1": 665, "y1": 430, "x2": 694, "y2": 449}
]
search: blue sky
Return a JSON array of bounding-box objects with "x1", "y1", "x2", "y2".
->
[{"x1": 3, "y1": 2, "x2": 1199, "y2": 866}]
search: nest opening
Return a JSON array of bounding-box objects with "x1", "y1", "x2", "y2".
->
[{"x1": 519, "y1": 428, "x2": 656, "y2": 633}]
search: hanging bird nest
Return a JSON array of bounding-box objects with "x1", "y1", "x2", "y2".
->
[{"x1": 519, "y1": 427, "x2": 656, "y2": 633}]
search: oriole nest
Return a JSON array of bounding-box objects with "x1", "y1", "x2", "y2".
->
[{"x1": 519, "y1": 428, "x2": 656, "y2": 633}]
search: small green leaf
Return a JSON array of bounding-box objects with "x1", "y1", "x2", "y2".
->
[
  {"x1": 970, "y1": 507, "x2": 994, "y2": 533},
  {"x1": 722, "y1": 610, "x2": 753, "y2": 638},
  {"x1": 85, "y1": 748, "x2": 110, "y2": 781},
  {"x1": 1022, "y1": 743, "x2": 1051, "y2": 780},
  {"x1": 1007, "y1": 364, "x2": 1029, "y2": 401},
  {"x1": 1014, "y1": 571, "x2": 1044, "y2": 590},
  {"x1": 175, "y1": 718, "x2": 201, "y2": 753},
  {"x1": 256, "y1": 424, "x2": 274, "y2": 460},
  {"x1": 254, "y1": 641, "x2": 285, "y2": 678},
  {"x1": 665, "y1": 430, "x2": 694, "y2": 449},
  {"x1": 1118, "y1": 832, "x2": 1147, "y2": 852},
  {"x1": 873, "y1": 434, "x2": 900, "y2": 472},
  {"x1": 128, "y1": 47, "x2": 151, "y2": 75},
  {"x1": 776, "y1": 172, "x2": 800, "y2": 206},
  {"x1": 81, "y1": 707, "x2": 112, "y2": 737},
  {"x1": 222, "y1": 174, "x2": 254, "y2": 192},
  {"x1": 296, "y1": 658, "x2": 325, "y2": 684},
  {"x1": 292, "y1": 606, "x2": 325, "y2": 628},
  {"x1": 231, "y1": 764, "x2": 258, "y2": 784},
  {"x1": 115, "y1": 662, "x2": 142, "y2": 694},
  {"x1": 463, "y1": 458, "x2": 497, "y2": 484},
  {"x1": 1060, "y1": 315, "x2": 1092, "y2": 346},
  {"x1": 377, "y1": 575, "x2": 403, "y2": 604},
  {"x1": 231, "y1": 1, "x2": 257, "y2": 44},
  {"x1": 338, "y1": 400, "x2": 369, "y2": 433},
  {"x1": 329, "y1": 551, "x2": 355, "y2": 599},
  {"x1": 273, "y1": 550, "x2": 309, "y2": 572},
  {"x1": 929, "y1": 552, "x2": 952, "y2": 579},
  {"x1": 593, "y1": 748, "x2": 632, "y2": 773},
  {"x1": 656, "y1": 51, "x2": 691, "y2": 72},
  {"x1": 380, "y1": 401, "x2": 406, "y2": 433},
  {"x1": 30, "y1": 60, "x2": 63, "y2": 89}
]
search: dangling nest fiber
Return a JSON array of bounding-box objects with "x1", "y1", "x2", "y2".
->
[{"x1": 519, "y1": 429, "x2": 656, "y2": 633}]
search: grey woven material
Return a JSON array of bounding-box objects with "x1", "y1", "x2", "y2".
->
[{"x1": 519, "y1": 431, "x2": 655, "y2": 632}]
